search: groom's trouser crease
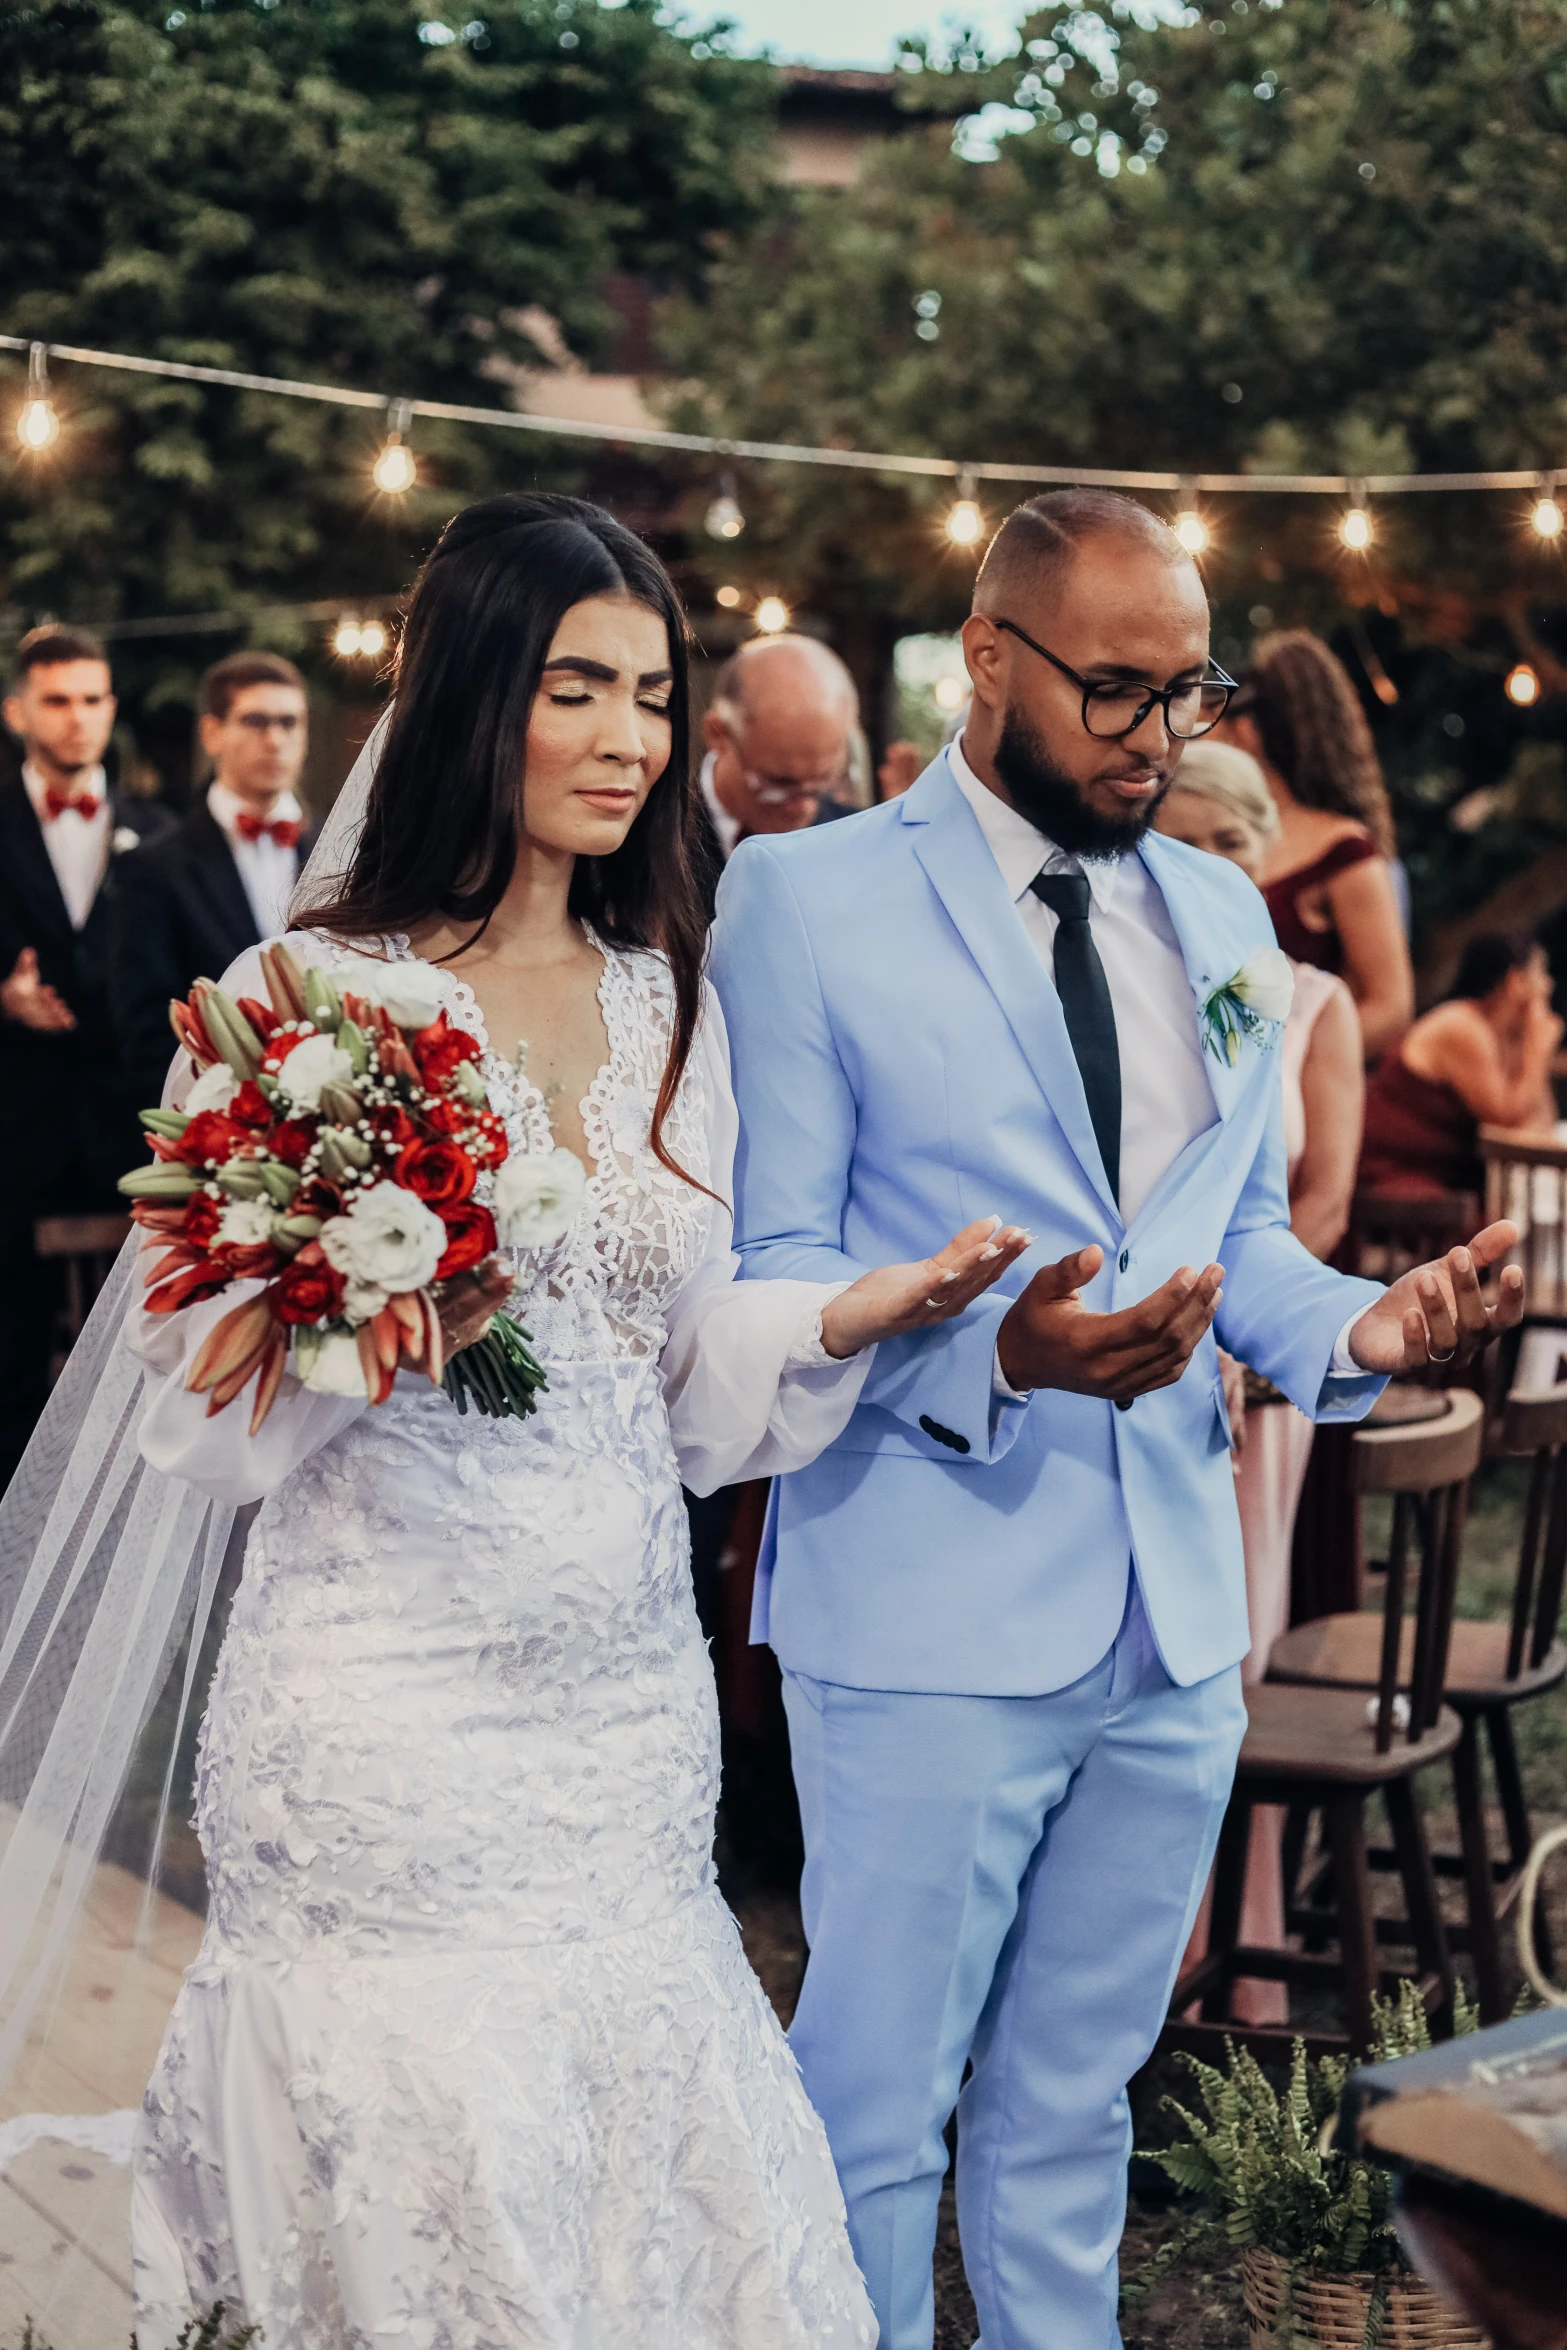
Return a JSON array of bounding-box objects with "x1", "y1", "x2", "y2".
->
[{"x1": 782, "y1": 1580, "x2": 1246, "y2": 2350}]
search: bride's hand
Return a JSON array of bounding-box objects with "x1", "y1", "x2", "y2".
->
[
  {"x1": 819, "y1": 1217, "x2": 1032, "y2": 1360},
  {"x1": 437, "y1": 1257, "x2": 518, "y2": 1356}
]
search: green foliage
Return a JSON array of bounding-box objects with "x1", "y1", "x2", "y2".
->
[
  {"x1": 667, "y1": 0, "x2": 1567, "y2": 630},
  {"x1": 0, "y1": 0, "x2": 776, "y2": 631},
  {"x1": 1143, "y1": 1983, "x2": 1477, "y2": 2293},
  {"x1": 8, "y1": 2300, "x2": 259, "y2": 2349}
]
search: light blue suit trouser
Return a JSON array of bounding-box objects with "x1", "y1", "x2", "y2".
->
[{"x1": 781, "y1": 1579, "x2": 1248, "y2": 2350}]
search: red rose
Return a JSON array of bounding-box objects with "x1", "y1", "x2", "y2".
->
[
  {"x1": 420, "y1": 1099, "x2": 462, "y2": 1138},
  {"x1": 412, "y1": 1012, "x2": 483, "y2": 1085},
  {"x1": 229, "y1": 1080, "x2": 274, "y2": 1130},
  {"x1": 371, "y1": 1103, "x2": 421, "y2": 1151},
  {"x1": 182, "y1": 1192, "x2": 223, "y2": 1249},
  {"x1": 291, "y1": 1176, "x2": 345, "y2": 1221},
  {"x1": 395, "y1": 1137, "x2": 476, "y2": 1209},
  {"x1": 466, "y1": 1111, "x2": 509, "y2": 1169},
  {"x1": 435, "y1": 1200, "x2": 497, "y2": 1279},
  {"x1": 272, "y1": 1249, "x2": 347, "y2": 1325},
  {"x1": 268, "y1": 1120, "x2": 318, "y2": 1169},
  {"x1": 175, "y1": 1110, "x2": 254, "y2": 1167},
  {"x1": 211, "y1": 1241, "x2": 282, "y2": 1282}
]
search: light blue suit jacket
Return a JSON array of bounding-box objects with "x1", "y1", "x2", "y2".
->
[{"x1": 707, "y1": 754, "x2": 1387, "y2": 1696}]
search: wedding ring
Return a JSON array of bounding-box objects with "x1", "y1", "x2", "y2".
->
[
  {"x1": 923, "y1": 1297, "x2": 943, "y2": 1310},
  {"x1": 1426, "y1": 1342, "x2": 1457, "y2": 1364}
]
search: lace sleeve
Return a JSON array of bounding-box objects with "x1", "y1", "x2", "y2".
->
[{"x1": 659, "y1": 987, "x2": 875, "y2": 1497}]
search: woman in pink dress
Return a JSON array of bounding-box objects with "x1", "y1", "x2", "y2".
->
[{"x1": 1158, "y1": 740, "x2": 1365, "y2": 2024}]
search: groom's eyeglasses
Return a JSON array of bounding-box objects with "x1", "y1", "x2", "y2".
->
[{"x1": 994, "y1": 618, "x2": 1237, "y2": 742}]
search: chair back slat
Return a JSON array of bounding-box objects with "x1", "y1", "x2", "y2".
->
[
  {"x1": 1498, "y1": 1392, "x2": 1567, "y2": 1677},
  {"x1": 1353, "y1": 1390, "x2": 1483, "y2": 1753},
  {"x1": 1480, "y1": 1129, "x2": 1567, "y2": 1321},
  {"x1": 1507, "y1": 1448, "x2": 1551, "y2": 1681},
  {"x1": 1533, "y1": 1446, "x2": 1567, "y2": 1672}
]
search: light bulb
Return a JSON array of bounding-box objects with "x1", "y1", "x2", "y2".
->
[
  {"x1": 714, "y1": 584, "x2": 742, "y2": 609},
  {"x1": 372, "y1": 434, "x2": 417, "y2": 495},
  {"x1": 753, "y1": 596, "x2": 790, "y2": 636},
  {"x1": 1531, "y1": 496, "x2": 1564, "y2": 540},
  {"x1": 333, "y1": 620, "x2": 364, "y2": 658},
  {"x1": 17, "y1": 396, "x2": 59, "y2": 452},
  {"x1": 1506, "y1": 663, "x2": 1541, "y2": 708},
  {"x1": 944, "y1": 498, "x2": 984, "y2": 549},
  {"x1": 933, "y1": 674, "x2": 967, "y2": 712},
  {"x1": 704, "y1": 491, "x2": 744, "y2": 541},
  {"x1": 1339, "y1": 505, "x2": 1373, "y2": 551},
  {"x1": 1173, "y1": 508, "x2": 1209, "y2": 555},
  {"x1": 357, "y1": 619, "x2": 388, "y2": 657}
]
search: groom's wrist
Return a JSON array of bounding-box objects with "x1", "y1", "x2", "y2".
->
[{"x1": 1330, "y1": 1305, "x2": 1373, "y2": 1376}]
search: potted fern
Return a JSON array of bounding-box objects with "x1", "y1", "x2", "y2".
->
[{"x1": 1139, "y1": 1984, "x2": 1489, "y2": 2350}]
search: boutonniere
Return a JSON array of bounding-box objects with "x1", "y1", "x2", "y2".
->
[
  {"x1": 1199, "y1": 947, "x2": 1294, "y2": 1067},
  {"x1": 110, "y1": 826, "x2": 142, "y2": 856}
]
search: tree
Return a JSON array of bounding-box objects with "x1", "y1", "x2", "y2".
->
[
  {"x1": 665, "y1": 0, "x2": 1567, "y2": 956},
  {"x1": 0, "y1": 0, "x2": 775, "y2": 649}
]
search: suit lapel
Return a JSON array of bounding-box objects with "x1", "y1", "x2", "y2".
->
[
  {"x1": 0, "y1": 780, "x2": 74, "y2": 946},
  {"x1": 902, "y1": 761, "x2": 1121, "y2": 1223},
  {"x1": 187, "y1": 801, "x2": 260, "y2": 954},
  {"x1": 1136, "y1": 830, "x2": 1252, "y2": 1128}
]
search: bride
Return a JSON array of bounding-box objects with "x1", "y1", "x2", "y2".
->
[{"x1": 115, "y1": 493, "x2": 1026, "y2": 2345}]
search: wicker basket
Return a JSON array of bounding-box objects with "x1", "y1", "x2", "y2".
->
[{"x1": 1241, "y1": 2245, "x2": 1489, "y2": 2349}]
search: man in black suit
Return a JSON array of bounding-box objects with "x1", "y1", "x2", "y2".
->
[
  {"x1": 0, "y1": 625, "x2": 172, "y2": 1483},
  {"x1": 111, "y1": 650, "x2": 314, "y2": 1115},
  {"x1": 690, "y1": 632, "x2": 861, "y2": 1887},
  {"x1": 693, "y1": 634, "x2": 860, "y2": 916}
]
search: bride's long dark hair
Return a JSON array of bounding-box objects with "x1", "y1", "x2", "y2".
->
[{"x1": 301, "y1": 492, "x2": 706, "y2": 1184}]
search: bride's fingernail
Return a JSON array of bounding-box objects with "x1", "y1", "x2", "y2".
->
[
  {"x1": 941, "y1": 1269, "x2": 959, "y2": 1284},
  {"x1": 985, "y1": 1213, "x2": 1003, "y2": 1230},
  {"x1": 979, "y1": 1245, "x2": 1001, "y2": 1261}
]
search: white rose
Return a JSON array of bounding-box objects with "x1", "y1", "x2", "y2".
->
[
  {"x1": 184, "y1": 1059, "x2": 240, "y2": 1115},
  {"x1": 296, "y1": 1327, "x2": 369, "y2": 1396},
  {"x1": 493, "y1": 1146, "x2": 587, "y2": 1251},
  {"x1": 318, "y1": 1181, "x2": 446, "y2": 1294},
  {"x1": 1228, "y1": 947, "x2": 1295, "y2": 1024},
  {"x1": 216, "y1": 1197, "x2": 276, "y2": 1248},
  {"x1": 276, "y1": 1030, "x2": 354, "y2": 1113},
  {"x1": 341, "y1": 1277, "x2": 390, "y2": 1327},
  {"x1": 333, "y1": 956, "x2": 447, "y2": 1032}
]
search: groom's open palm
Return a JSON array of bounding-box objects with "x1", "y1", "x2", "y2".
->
[{"x1": 1346, "y1": 1218, "x2": 1524, "y2": 1373}]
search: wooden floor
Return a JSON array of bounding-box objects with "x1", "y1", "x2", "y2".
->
[{"x1": 0, "y1": 1857, "x2": 203, "y2": 2350}]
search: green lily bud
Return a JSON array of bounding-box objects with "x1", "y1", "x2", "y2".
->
[
  {"x1": 202, "y1": 988, "x2": 264, "y2": 1078},
  {"x1": 303, "y1": 967, "x2": 343, "y2": 1029},
  {"x1": 256, "y1": 1160, "x2": 302, "y2": 1207},
  {"x1": 452, "y1": 1060, "x2": 488, "y2": 1110},
  {"x1": 118, "y1": 1164, "x2": 202, "y2": 1200},
  {"x1": 275, "y1": 1212, "x2": 323, "y2": 1244},
  {"x1": 318, "y1": 1080, "x2": 365, "y2": 1127},
  {"x1": 336, "y1": 1019, "x2": 369, "y2": 1076},
  {"x1": 141, "y1": 1108, "x2": 192, "y2": 1139},
  {"x1": 214, "y1": 1163, "x2": 269, "y2": 1200}
]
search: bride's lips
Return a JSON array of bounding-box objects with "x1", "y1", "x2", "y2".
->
[{"x1": 577, "y1": 787, "x2": 639, "y2": 812}]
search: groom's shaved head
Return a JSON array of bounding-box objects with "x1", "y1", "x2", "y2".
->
[{"x1": 974, "y1": 490, "x2": 1191, "y2": 622}]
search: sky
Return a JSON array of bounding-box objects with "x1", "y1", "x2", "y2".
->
[{"x1": 664, "y1": 0, "x2": 1025, "y2": 70}]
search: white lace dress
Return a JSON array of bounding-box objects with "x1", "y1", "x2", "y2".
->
[{"x1": 124, "y1": 932, "x2": 878, "y2": 2350}]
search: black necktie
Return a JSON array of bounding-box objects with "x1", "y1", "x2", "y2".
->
[{"x1": 1030, "y1": 867, "x2": 1121, "y2": 1204}]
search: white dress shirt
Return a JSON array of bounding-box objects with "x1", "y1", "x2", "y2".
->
[
  {"x1": 699, "y1": 751, "x2": 743, "y2": 862},
  {"x1": 945, "y1": 738, "x2": 1368, "y2": 1382},
  {"x1": 23, "y1": 760, "x2": 110, "y2": 931},
  {"x1": 208, "y1": 781, "x2": 304, "y2": 941}
]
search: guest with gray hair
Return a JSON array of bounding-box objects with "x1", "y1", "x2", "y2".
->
[{"x1": 696, "y1": 634, "x2": 857, "y2": 900}]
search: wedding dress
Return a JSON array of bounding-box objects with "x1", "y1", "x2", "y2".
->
[{"x1": 124, "y1": 928, "x2": 878, "y2": 2349}]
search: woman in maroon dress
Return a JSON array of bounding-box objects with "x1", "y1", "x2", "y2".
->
[{"x1": 1219, "y1": 632, "x2": 1414, "y2": 1060}]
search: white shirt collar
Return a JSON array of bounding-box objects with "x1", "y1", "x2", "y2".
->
[
  {"x1": 208, "y1": 779, "x2": 303, "y2": 839},
  {"x1": 22, "y1": 758, "x2": 108, "y2": 817},
  {"x1": 698, "y1": 751, "x2": 742, "y2": 862},
  {"x1": 946, "y1": 733, "x2": 1124, "y2": 914}
]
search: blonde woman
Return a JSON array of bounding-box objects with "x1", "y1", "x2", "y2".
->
[{"x1": 1158, "y1": 738, "x2": 1364, "y2": 2025}]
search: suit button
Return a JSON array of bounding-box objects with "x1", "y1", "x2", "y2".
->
[
  {"x1": 1118, "y1": 1248, "x2": 1130, "y2": 1273},
  {"x1": 918, "y1": 1413, "x2": 970, "y2": 1455},
  {"x1": 1115, "y1": 1397, "x2": 1133, "y2": 1413}
]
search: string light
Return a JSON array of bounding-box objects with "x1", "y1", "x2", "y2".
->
[
  {"x1": 933, "y1": 674, "x2": 967, "y2": 712},
  {"x1": 16, "y1": 343, "x2": 60, "y2": 452},
  {"x1": 1339, "y1": 491, "x2": 1373, "y2": 552},
  {"x1": 1506, "y1": 663, "x2": 1541, "y2": 707},
  {"x1": 753, "y1": 596, "x2": 790, "y2": 635},
  {"x1": 358, "y1": 619, "x2": 387, "y2": 657},
  {"x1": 1173, "y1": 506, "x2": 1210, "y2": 555},
  {"x1": 1531, "y1": 480, "x2": 1564, "y2": 539},
  {"x1": 372, "y1": 400, "x2": 417, "y2": 495},
  {"x1": 943, "y1": 468, "x2": 984, "y2": 550},
  {"x1": 332, "y1": 616, "x2": 388, "y2": 659},
  {"x1": 714, "y1": 584, "x2": 742, "y2": 609},
  {"x1": 704, "y1": 474, "x2": 745, "y2": 540}
]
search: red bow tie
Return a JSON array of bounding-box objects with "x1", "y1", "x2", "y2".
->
[
  {"x1": 234, "y1": 811, "x2": 301, "y2": 849},
  {"x1": 42, "y1": 786, "x2": 102, "y2": 823}
]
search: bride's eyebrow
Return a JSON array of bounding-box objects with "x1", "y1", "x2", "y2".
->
[{"x1": 542, "y1": 657, "x2": 674, "y2": 688}]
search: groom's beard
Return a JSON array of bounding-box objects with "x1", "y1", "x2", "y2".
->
[{"x1": 992, "y1": 706, "x2": 1171, "y2": 861}]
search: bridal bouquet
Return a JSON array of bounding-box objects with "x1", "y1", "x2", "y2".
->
[{"x1": 119, "y1": 942, "x2": 585, "y2": 1431}]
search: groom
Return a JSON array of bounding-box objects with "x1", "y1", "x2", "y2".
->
[{"x1": 708, "y1": 489, "x2": 1521, "y2": 2350}]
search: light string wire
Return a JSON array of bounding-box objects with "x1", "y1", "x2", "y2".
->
[{"x1": 1, "y1": 334, "x2": 1560, "y2": 499}]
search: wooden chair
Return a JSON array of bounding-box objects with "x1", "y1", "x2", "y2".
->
[
  {"x1": 1269, "y1": 1387, "x2": 1567, "y2": 2022},
  {"x1": 1344, "y1": 1189, "x2": 1478, "y2": 1291},
  {"x1": 1170, "y1": 1390, "x2": 1484, "y2": 2057},
  {"x1": 33, "y1": 1212, "x2": 132, "y2": 1383}
]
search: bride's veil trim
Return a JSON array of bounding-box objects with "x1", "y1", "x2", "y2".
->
[{"x1": 0, "y1": 710, "x2": 389, "y2": 2077}]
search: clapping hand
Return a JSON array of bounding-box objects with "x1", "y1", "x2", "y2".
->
[
  {"x1": 1346, "y1": 1220, "x2": 1524, "y2": 1374},
  {"x1": 819, "y1": 1216, "x2": 1032, "y2": 1358},
  {"x1": 1, "y1": 948, "x2": 75, "y2": 1033}
]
